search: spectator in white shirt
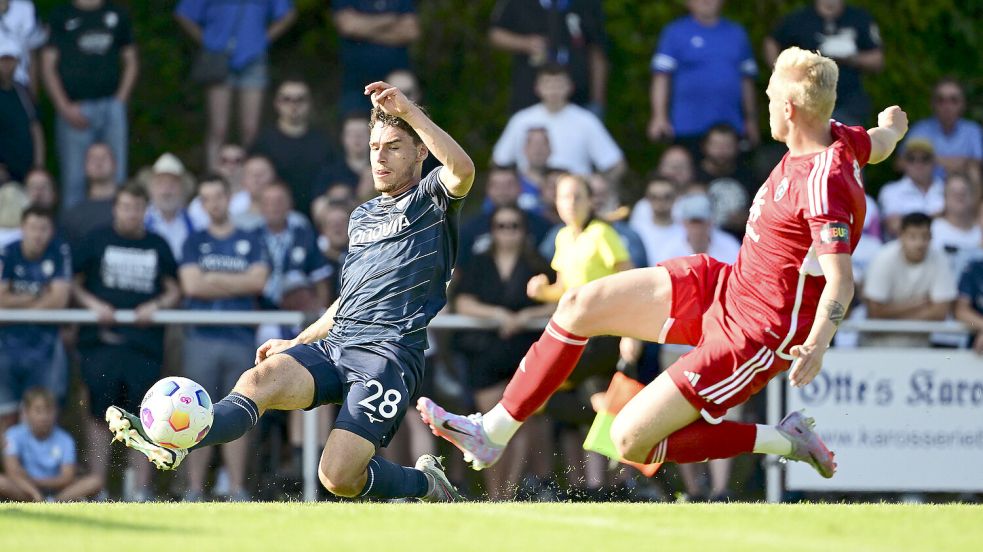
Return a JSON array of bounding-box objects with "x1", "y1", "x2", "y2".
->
[
  {"x1": 629, "y1": 174, "x2": 685, "y2": 265},
  {"x1": 931, "y1": 172, "x2": 981, "y2": 275},
  {"x1": 863, "y1": 212, "x2": 957, "y2": 347},
  {"x1": 145, "y1": 153, "x2": 195, "y2": 261},
  {"x1": 493, "y1": 64, "x2": 625, "y2": 181},
  {"x1": 877, "y1": 139, "x2": 944, "y2": 239},
  {"x1": 0, "y1": 0, "x2": 47, "y2": 95},
  {"x1": 662, "y1": 193, "x2": 740, "y2": 264}
]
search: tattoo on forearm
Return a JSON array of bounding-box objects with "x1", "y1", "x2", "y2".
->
[{"x1": 825, "y1": 300, "x2": 846, "y2": 327}]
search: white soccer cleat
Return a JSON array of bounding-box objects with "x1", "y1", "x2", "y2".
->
[
  {"x1": 106, "y1": 406, "x2": 188, "y2": 471},
  {"x1": 416, "y1": 397, "x2": 505, "y2": 471},
  {"x1": 415, "y1": 454, "x2": 464, "y2": 502},
  {"x1": 776, "y1": 410, "x2": 837, "y2": 479}
]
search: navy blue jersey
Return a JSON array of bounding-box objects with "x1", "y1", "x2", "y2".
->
[
  {"x1": 330, "y1": 168, "x2": 465, "y2": 350},
  {"x1": 182, "y1": 228, "x2": 270, "y2": 343},
  {"x1": 0, "y1": 239, "x2": 72, "y2": 344}
]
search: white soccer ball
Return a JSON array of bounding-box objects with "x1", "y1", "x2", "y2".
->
[{"x1": 140, "y1": 377, "x2": 214, "y2": 450}]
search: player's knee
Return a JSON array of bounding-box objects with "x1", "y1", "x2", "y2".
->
[
  {"x1": 236, "y1": 359, "x2": 279, "y2": 396},
  {"x1": 610, "y1": 418, "x2": 649, "y2": 463},
  {"x1": 556, "y1": 285, "x2": 597, "y2": 328},
  {"x1": 317, "y1": 459, "x2": 362, "y2": 498}
]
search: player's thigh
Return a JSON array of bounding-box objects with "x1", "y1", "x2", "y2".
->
[
  {"x1": 609, "y1": 371, "x2": 700, "y2": 462},
  {"x1": 233, "y1": 352, "x2": 316, "y2": 412},
  {"x1": 334, "y1": 346, "x2": 420, "y2": 452},
  {"x1": 555, "y1": 266, "x2": 672, "y2": 342}
]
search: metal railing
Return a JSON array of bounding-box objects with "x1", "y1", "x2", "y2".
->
[{"x1": 0, "y1": 309, "x2": 971, "y2": 501}]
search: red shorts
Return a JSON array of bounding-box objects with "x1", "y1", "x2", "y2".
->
[{"x1": 657, "y1": 255, "x2": 791, "y2": 422}]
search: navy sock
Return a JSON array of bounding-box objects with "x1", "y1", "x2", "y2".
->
[
  {"x1": 358, "y1": 456, "x2": 429, "y2": 500},
  {"x1": 191, "y1": 392, "x2": 260, "y2": 450}
]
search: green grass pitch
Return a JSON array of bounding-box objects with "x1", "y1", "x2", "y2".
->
[{"x1": 1, "y1": 502, "x2": 979, "y2": 551}]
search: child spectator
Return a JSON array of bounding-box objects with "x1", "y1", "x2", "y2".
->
[{"x1": 0, "y1": 388, "x2": 102, "y2": 502}]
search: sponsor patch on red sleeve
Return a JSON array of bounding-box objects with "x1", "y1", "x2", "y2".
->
[{"x1": 819, "y1": 222, "x2": 850, "y2": 244}]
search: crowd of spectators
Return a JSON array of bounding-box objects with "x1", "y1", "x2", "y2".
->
[{"x1": 0, "y1": 0, "x2": 980, "y2": 503}]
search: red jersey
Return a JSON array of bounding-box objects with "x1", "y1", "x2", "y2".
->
[{"x1": 724, "y1": 121, "x2": 871, "y2": 359}]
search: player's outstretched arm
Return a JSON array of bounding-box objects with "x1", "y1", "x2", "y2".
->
[
  {"x1": 867, "y1": 105, "x2": 908, "y2": 165},
  {"x1": 365, "y1": 81, "x2": 476, "y2": 197},
  {"x1": 788, "y1": 253, "x2": 854, "y2": 387}
]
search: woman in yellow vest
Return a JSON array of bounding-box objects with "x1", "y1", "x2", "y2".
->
[
  {"x1": 528, "y1": 174, "x2": 633, "y2": 302},
  {"x1": 527, "y1": 173, "x2": 634, "y2": 499}
]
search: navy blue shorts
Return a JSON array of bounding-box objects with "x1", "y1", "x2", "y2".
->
[{"x1": 281, "y1": 341, "x2": 423, "y2": 448}]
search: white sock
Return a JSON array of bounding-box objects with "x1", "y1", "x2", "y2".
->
[
  {"x1": 753, "y1": 424, "x2": 792, "y2": 455},
  {"x1": 481, "y1": 403, "x2": 522, "y2": 446}
]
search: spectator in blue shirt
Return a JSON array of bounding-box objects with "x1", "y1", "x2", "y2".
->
[
  {"x1": 0, "y1": 207, "x2": 71, "y2": 435},
  {"x1": 257, "y1": 181, "x2": 331, "y2": 318},
  {"x1": 0, "y1": 388, "x2": 102, "y2": 502},
  {"x1": 906, "y1": 78, "x2": 983, "y2": 183},
  {"x1": 175, "y1": 0, "x2": 297, "y2": 172},
  {"x1": 179, "y1": 174, "x2": 270, "y2": 502},
  {"x1": 648, "y1": 0, "x2": 759, "y2": 152},
  {"x1": 331, "y1": 0, "x2": 419, "y2": 113}
]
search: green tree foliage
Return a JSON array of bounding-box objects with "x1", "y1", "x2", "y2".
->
[{"x1": 34, "y1": 0, "x2": 981, "y2": 193}]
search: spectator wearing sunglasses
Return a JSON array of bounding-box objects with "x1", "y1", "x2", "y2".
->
[
  {"x1": 906, "y1": 78, "x2": 982, "y2": 182},
  {"x1": 878, "y1": 139, "x2": 944, "y2": 239}
]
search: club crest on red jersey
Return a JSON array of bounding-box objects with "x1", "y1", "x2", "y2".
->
[{"x1": 774, "y1": 177, "x2": 789, "y2": 202}]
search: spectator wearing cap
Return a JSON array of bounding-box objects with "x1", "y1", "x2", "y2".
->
[
  {"x1": 906, "y1": 78, "x2": 982, "y2": 182},
  {"x1": 145, "y1": 153, "x2": 196, "y2": 261},
  {"x1": 0, "y1": 38, "x2": 43, "y2": 184},
  {"x1": 877, "y1": 140, "x2": 944, "y2": 239},
  {"x1": 648, "y1": 0, "x2": 759, "y2": 151},
  {"x1": 863, "y1": 212, "x2": 956, "y2": 347},
  {"x1": 0, "y1": 0, "x2": 48, "y2": 96},
  {"x1": 661, "y1": 193, "x2": 740, "y2": 264}
]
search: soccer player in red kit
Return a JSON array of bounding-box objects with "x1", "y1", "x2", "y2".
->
[{"x1": 419, "y1": 47, "x2": 909, "y2": 477}]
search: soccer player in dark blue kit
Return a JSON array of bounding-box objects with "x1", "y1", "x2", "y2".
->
[{"x1": 106, "y1": 81, "x2": 475, "y2": 501}]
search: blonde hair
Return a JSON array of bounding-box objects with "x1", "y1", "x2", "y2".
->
[{"x1": 772, "y1": 47, "x2": 839, "y2": 123}]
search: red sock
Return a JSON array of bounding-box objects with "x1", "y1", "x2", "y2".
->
[
  {"x1": 500, "y1": 320, "x2": 588, "y2": 421},
  {"x1": 646, "y1": 421, "x2": 757, "y2": 464}
]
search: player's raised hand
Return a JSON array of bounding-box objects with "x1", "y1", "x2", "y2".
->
[
  {"x1": 877, "y1": 105, "x2": 908, "y2": 139},
  {"x1": 365, "y1": 81, "x2": 414, "y2": 119},
  {"x1": 788, "y1": 342, "x2": 824, "y2": 388},
  {"x1": 255, "y1": 338, "x2": 297, "y2": 365}
]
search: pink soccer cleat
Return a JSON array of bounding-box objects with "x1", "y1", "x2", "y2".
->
[
  {"x1": 416, "y1": 397, "x2": 505, "y2": 471},
  {"x1": 777, "y1": 410, "x2": 837, "y2": 478}
]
